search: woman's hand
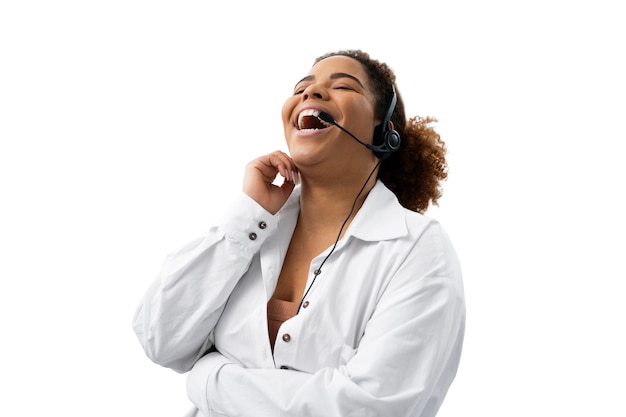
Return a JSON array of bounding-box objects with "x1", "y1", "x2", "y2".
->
[{"x1": 243, "y1": 151, "x2": 299, "y2": 214}]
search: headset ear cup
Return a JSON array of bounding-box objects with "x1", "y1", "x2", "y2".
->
[
  {"x1": 372, "y1": 127, "x2": 401, "y2": 159},
  {"x1": 384, "y1": 129, "x2": 401, "y2": 153}
]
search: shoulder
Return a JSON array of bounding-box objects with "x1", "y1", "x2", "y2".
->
[{"x1": 359, "y1": 180, "x2": 443, "y2": 241}]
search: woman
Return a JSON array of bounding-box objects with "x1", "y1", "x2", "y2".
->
[{"x1": 133, "y1": 49, "x2": 465, "y2": 417}]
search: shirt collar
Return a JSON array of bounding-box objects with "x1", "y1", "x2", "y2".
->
[{"x1": 346, "y1": 180, "x2": 408, "y2": 242}]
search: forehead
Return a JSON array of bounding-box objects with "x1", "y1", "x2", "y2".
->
[{"x1": 309, "y1": 55, "x2": 370, "y2": 86}]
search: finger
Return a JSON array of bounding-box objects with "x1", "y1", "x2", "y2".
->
[{"x1": 266, "y1": 151, "x2": 297, "y2": 183}]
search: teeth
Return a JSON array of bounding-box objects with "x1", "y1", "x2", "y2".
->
[{"x1": 297, "y1": 109, "x2": 332, "y2": 130}]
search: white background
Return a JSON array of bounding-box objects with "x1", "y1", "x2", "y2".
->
[{"x1": 1, "y1": 1, "x2": 624, "y2": 415}]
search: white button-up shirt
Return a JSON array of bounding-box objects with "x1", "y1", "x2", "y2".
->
[{"x1": 133, "y1": 180, "x2": 465, "y2": 417}]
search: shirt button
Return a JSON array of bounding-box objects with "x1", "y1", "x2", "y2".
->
[
  {"x1": 258, "y1": 221, "x2": 267, "y2": 229},
  {"x1": 302, "y1": 301, "x2": 310, "y2": 309},
  {"x1": 282, "y1": 333, "x2": 291, "y2": 342},
  {"x1": 248, "y1": 232, "x2": 257, "y2": 240}
]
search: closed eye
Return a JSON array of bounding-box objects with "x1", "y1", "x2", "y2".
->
[{"x1": 293, "y1": 84, "x2": 310, "y2": 95}]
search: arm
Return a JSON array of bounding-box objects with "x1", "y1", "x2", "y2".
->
[
  {"x1": 133, "y1": 151, "x2": 299, "y2": 373},
  {"x1": 187, "y1": 225, "x2": 465, "y2": 416},
  {"x1": 132, "y1": 193, "x2": 279, "y2": 373}
]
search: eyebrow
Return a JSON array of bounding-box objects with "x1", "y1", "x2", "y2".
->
[{"x1": 294, "y1": 72, "x2": 365, "y2": 89}]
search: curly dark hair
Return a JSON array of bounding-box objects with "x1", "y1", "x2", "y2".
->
[{"x1": 314, "y1": 50, "x2": 448, "y2": 213}]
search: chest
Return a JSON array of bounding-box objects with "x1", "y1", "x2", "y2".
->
[
  {"x1": 213, "y1": 237, "x2": 402, "y2": 371},
  {"x1": 272, "y1": 226, "x2": 338, "y2": 303}
]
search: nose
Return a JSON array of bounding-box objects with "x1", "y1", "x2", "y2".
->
[{"x1": 302, "y1": 83, "x2": 327, "y2": 101}]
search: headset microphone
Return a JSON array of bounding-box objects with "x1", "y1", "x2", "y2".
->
[{"x1": 317, "y1": 88, "x2": 401, "y2": 160}]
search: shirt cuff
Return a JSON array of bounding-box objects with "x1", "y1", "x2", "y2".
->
[{"x1": 220, "y1": 192, "x2": 279, "y2": 255}]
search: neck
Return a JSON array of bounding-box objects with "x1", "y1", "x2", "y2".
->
[{"x1": 297, "y1": 162, "x2": 380, "y2": 237}]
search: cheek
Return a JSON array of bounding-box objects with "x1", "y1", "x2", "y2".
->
[
  {"x1": 352, "y1": 109, "x2": 377, "y2": 143},
  {"x1": 281, "y1": 97, "x2": 297, "y2": 127}
]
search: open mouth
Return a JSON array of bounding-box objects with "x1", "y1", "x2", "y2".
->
[{"x1": 297, "y1": 109, "x2": 333, "y2": 131}]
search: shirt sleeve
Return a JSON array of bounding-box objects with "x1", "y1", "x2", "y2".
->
[
  {"x1": 186, "y1": 223, "x2": 466, "y2": 417},
  {"x1": 132, "y1": 192, "x2": 279, "y2": 373}
]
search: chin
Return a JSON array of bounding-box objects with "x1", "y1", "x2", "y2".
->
[{"x1": 289, "y1": 147, "x2": 328, "y2": 168}]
